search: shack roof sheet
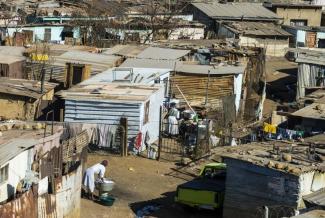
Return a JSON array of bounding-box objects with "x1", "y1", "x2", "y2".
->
[
  {"x1": 0, "y1": 46, "x2": 26, "y2": 57},
  {"x1": 303, "y1": 189, "x2": 325, "y2": 207},
  {"x1": 0, "y1": 78, "x2": 57, "y2": 99},
  {"x1": 120, "y1": 58, "x2": 178, "y2": 69},
  {"x1": 191, "y1": 2, "x2": 280, "y2": 20},
  {"x1": 289, "y1": 48, "x2": 325, "y2": 66},
  {"x1": 54, "y1": 51, "x2": 121, "y2": 71},
  {"x1": 136, "y1": 47, "x2": 190, "y2": 60},
  {"x1": 0, "y1": 122, "x2": 61, "y2": 166},
  {"x1": 283, "y1": 25, "x2": 325, "y2": 32},
  {"x1": 175, "y1": 63, "x2": 245, "y2": 75},
  {"x1": 0, "y1": 138, "x2": 38, "y2": 167},
  {"x1": 290, "y1": 210, "x2": 325, "y2": 218},
  {"x1": 103, "y1": 45, "x2": 148, "y2": 57},
  {"x1": 0, "y1": 54, "x2": 26, "y2": 64},
  {"x1": 291, "y1": 103, "x2": 325, "y2": 120},
  {"x1": 216, "y1": 141, "x2": 325, "y2": 175},
  {"x1": 81, "y1": 67, "x2": 170, "y2": 85},
  {"x1": 222, "y1": 22, "x2": 291, "y2": 37},
  {"x1": 264, "y1": 2, "x2": 323, "y2": 8},
  {"x1": 58, "y1": 83, "x2": 163, "y2": 102}
]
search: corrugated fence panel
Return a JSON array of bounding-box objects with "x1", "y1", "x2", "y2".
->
[
  {"x1": 223, "y1": 158, "x2": 300, "y2": 218},
  {"x1": 64, "y1": 100, "x2": 142, "y2": 138},
  {"x1": 0, "y1": 190, "x2": 37, "y2": 218}
]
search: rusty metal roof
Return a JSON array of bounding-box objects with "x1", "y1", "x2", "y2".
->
[{"x1": 0, "y1": 78, "x2": 57, "y2": 99}]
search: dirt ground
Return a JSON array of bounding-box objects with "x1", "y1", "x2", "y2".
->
[{"x1": 80, "y1": 153, "x2": 217, "y2": 218}]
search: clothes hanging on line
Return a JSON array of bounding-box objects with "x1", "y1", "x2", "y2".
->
[{"x1": 263, "y1": 123, "x2": 277, "y2": 134}]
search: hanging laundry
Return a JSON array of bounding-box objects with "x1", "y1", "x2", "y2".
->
[
  {"x1": 135, "y1": 132, "x2": 142, "y2": 150},
  {"x1": 296, "y1": 131, "x2": 304, "y2": 138},
  {"x1": 263, "y1": 123, "x2": 277, "y2": 134}
]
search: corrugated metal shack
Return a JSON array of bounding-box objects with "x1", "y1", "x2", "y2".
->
[
  {"x1": 218, "y1": 140, "x2": 325, "y2": 218},
  {"x1": 58, "y1": 83, "x2": 165, "y2": 150},
  {"x1": 218, "y1": 22, "x2": 291, "y2": 57},
  {"x1": 172, "y1": 64, "x2": 245, "y2": 112},
  {"x1": 0, "y1": 78, "x2": 57, "y2": 120},
  {"x1": 292, "y1": 48, "x2": 325, "y2": 100},
  {"x1": 0, "y1": 54, "x2": 26, "y2": 79},
  {"x1": 0, "y1": 121, "x2": 89, "y2": 218},
  {"x1": 185, "y1": 2, "x2": 281, "y2": 36}
]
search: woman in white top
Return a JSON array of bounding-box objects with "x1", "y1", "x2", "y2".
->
[{"x1": 83, "y1": 160, "x2": 108, "y2": 200}]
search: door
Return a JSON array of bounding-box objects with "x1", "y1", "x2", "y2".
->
[
  {"x1": 306, "y1": 32, "x2": 317, "y2": 48},
  {"x1": 44, "y1": 28, "x2": 51, "y2": 42}
]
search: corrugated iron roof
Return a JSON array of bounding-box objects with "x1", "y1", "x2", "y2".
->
[
  {"x1": 222, "y1": 21, "x2": 291, "y2": 37},
  {"x1": 0, "y1": 138, "x2": 38, "y2": 166},
  {"x1": 291, "y1": 103, "x2": 325, "y2": 120},
  {"x1": 58, "y1": 83, "x2": 163, "y2": 102},
  {"x1": 0, "y1": 78, "x2": 57, "y2": 99},
  {"x1": 0, "y1": 54, "x2": 25, "y2": 64},
  {"x1": 175, "y1": 64, "x2": 245, "y2": 75},
  {"x1": 0, "y1": 46, "x2": 26, "y2": 57},
  {"x1": 54, "y1": 51, "x2": 121, "y2": 71},
  {"x1": 290, "y1": 210, "x2": 325, "y2": 218},
  {"x1": 120, "y1": 58, "x2": 178, "y2": 69},
  {"x1": 81, "y1": 67, "x2": 170, "y2": 85},
  {"x1": 191, "y1": 2, "x2": 280, "y2": 20},
  {"x1": 136, "y1": 47, "x2": 190, "y2": 60},
  {"x1": 103, "y1": 45, "x2": 148, "y2": 57},
  {"x1": 304, "y1": 189, "x2": 325, "y2": 207},
  {"x1": 292, "y1": 48, "x2": 325, "y2": 66}
]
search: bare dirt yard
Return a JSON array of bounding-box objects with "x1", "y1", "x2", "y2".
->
[{"x1": 80, "y1": 153, "x2": 217, "y2": 218}]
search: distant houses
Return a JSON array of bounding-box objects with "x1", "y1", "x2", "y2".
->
[{"x1": 264, "y1": 2, "x2": 323, "y2": 26}]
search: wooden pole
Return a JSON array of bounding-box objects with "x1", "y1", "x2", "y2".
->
[
  {"x1": 120, "y1": 117, "x2": 128, "y2": 157},
  {"x1": 205, "y1": 70, "x2": 210, "y2": 105},
  {"x1": 157, "y1": 106, "x2": 162, "y2": 161},
  {"x1": 175, "y1": 85, "x2": 196, "y2": 114}
]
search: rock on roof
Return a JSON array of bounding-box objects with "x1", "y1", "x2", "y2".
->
[{"x1": 191, "y1": 2, "x2": 280, "y2": 21}]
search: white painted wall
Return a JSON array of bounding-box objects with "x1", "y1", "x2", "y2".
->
[
  {"x1": 298, "y1": 171, "x2": 325, "y2": 207},
  {"x1": 168, "y1": 27, "x2": 204, "y2": 40},
  {"x1": 0, "y1": 149, "x2": 32, "y2": 202},
  {"x1": 7, "y1": 26, "x2": 80, "y2": 43},
  {"x1": 239, "y1": 36, "x2": 289, "y2": 57},
  {"x1": 139, "y1": 86, "x2": 165, "y2": 151}
]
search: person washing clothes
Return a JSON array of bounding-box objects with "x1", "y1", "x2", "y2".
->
[
  {"x1": 83, "y1": 160, "x2": 108, "y2": 200},
  {"x1": 167, "y1": 102, "x2": 180, "y2": 136}
]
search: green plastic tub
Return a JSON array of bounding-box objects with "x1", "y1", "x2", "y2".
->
[{"x1": 99, "y1": 195, "x2": 115, "y2": 206}]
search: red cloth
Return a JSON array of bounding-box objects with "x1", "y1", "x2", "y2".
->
[{"x1": 135, "y1": 132, "x2": 142, "y2": 150}]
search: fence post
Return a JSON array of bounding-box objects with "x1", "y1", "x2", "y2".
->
[
  {"x1": 263, "y1": 206, "x2": 269, "y2": 218},
  {"x1": 120, "y1": 117, "x2": 128, "y2": 157},
  {"x1": 157, "y1": 106, "x2": 162, "y2": 161}
]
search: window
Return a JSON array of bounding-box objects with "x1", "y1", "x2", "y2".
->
[
  {"x1": 290, "y1": 19, "x2": 307, "y2": 26},
  {"x1": 0, "y1": 165, "x2": 8, "y2": 184},
  {"x1": 143, "y1": 100, "x2": 150, "y2": 125}
]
